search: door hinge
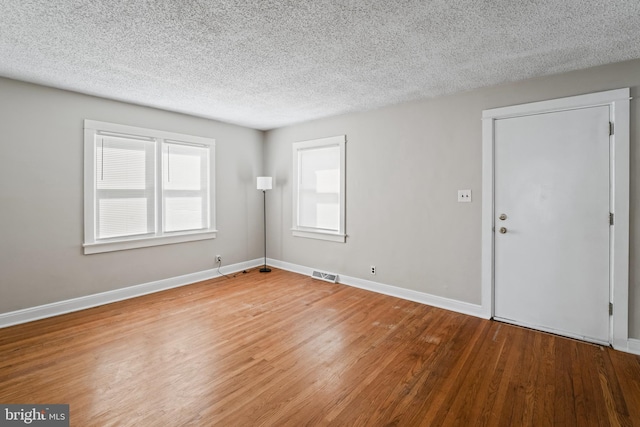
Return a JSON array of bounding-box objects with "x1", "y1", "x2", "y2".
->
[
  {"x1": 609, "y1": 212, "x2": 614, "y2": 225},
  {"x1": 609, "y1": 122, "x2": 614, "y2": 136},
  {"x1": 609, "y1": 302, "x2": 613, "y2": 316}
]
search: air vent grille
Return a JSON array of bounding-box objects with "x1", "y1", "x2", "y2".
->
[{"x1": 311, "y1": 270, "x2": 338, "y2": 283}]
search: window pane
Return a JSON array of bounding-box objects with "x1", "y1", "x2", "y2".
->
[
  {"x1": 316, "y1": 169, "x2": 340, "y2": 193},
  {"x1": 97, "y1": 137, "x2": 153, "y2": 190},
  {"x1": 163, "y1": 144, "x2": 206, "y2": 191},
  {"x1": 165, "y1": 197, "x2": 203, "y2": 232},
  {"x1": 95, "y1": 137, "x2": 155, "y2": 240},
  {"x1": 98, "y1": 198, "x2": 149, "y2": 239},
  {"x1": 316, "y1": 203, "x2": 340, "y2": 230},
  {"x1": 162, "y1": 143, "x2": 208, "y2": 233},
  {"x1": 298, "y1": 145, "x2": 340, "y2": 230}
]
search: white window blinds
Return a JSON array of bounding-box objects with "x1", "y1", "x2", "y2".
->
[
  {"x1": 162, "y1": 142, "x2": 210, "y2": 233},
  {"x1": 96, "y1": 135, "x2": 155, "y2": 239},
  {"x1": 84, "y1": 120, "x2": 216, "y2": 254},
  {"x1": 292, "y1": 135, "x2": 346, "y2": 243},
  {"x1": 298, "y1": 145, "x2": 341, "y2": 231}
]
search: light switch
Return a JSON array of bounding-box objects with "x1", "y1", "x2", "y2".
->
[{"x1": 458, "y1": 189, "x2": 471, "y2": 202}]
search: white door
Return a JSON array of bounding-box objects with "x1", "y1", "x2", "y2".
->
[{"x1": 493, "y1": 105, "x2": 611, "y2": 344}]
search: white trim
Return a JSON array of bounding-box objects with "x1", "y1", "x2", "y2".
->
[
  {"x1": 268, "y1": 259, "x2": 314, "y2": 276},
  {"x1": 627, "y1": 339, "x2": 640, "y2": 356},
  {"x1": 481, "y1": 91, "x2": 632, "y2": 120},
  {"x1": 0, "y1": 258, "x2": 263, "y2": 329},
  {"x1": 610, "y1": 95, "x2": 630, "y2": 350},
  {"x1": 340, "y1": 274, "x2": 486, "y2": 318},
  {"x1": 291, "y1": 229, "x2": 346, "y2": 242},
  {"x1": 268, "y1": 258, "x2": 486, "y2": 318},
  {"x1": 85, "y1": 120, "x2": 215, "y2": 146},
  {"x1": 4, "y1": 256, "x2": 636, "y2": 355},
  {"x1": 481, "y1": 88, "x2": 630, "y2": 350},
  {"x1": 83, "y1": 230, "x2": 218, "y2": 254},
  {"x1": 481, "y1": 116, "x2": 495, "y2": 319},
  {"x1": 270, "y1": 258, "x2": 640, "y2": 354}
]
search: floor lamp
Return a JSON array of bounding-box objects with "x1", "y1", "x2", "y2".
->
[{"x1": 257, "y1": 177, "x2": 272, "y2": 273}]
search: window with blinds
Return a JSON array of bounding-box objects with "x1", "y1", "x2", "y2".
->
[
  {"x1": 96, "y1": 135, "x2": 156, "y2": 239},
  {"x1": 292, "y1": 135, "x2": 346, "y2": 243},
  {"x1": 162, "y1": 141, "x2": 210, "y2": 233},
  {"x1": 84, "y1": 120, "x2": 216, "y2": 254},
  {"x1": 297, "y1": 145, "x2": 341, "y2": 230}
]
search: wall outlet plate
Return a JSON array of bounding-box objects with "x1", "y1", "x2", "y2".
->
[{"x1": 458, "y1": 189, "x2": 472, "y2": 202}]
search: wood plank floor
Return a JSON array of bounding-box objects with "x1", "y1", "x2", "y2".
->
[{"x1": 1, "y1": 268, "x2": 639, "y2": 426}]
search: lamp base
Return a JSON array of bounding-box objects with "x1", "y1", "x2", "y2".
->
[{"x1": 259, "y1": 267, "x2": 271, "y2": 273}]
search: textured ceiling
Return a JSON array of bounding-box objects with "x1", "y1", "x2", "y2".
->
[{"x1": 1, "y1": 1, "x2": 640, "y2": 130}]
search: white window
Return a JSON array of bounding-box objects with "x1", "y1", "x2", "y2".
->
[
  {"x1": 84, "y1": 120, "x2": 216, "y2": 254},
  {"x1": 292, "y1": 135, "x2": 346, "y2": 242}
]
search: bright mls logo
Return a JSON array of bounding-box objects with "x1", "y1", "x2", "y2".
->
[{"x1": 0, "y1": 405, "x2": 69, "y2": 426}]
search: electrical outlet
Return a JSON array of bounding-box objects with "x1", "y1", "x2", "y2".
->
[
  {"x1": 216, "y1": 255, "x2": 222, "y2": 263},
  {"x1": 370, "y1": 265, "x2": 376, "y2": 275},
  {"x1": 457, "y1": 189, "x2": 472, "y2": 202}
]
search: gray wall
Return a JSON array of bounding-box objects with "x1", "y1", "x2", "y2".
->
[
  {"x1": 264, "y1": 59, "x2": 640, "y2": 339},
  {"x1": 0, "y1": 78, "x2": 265, "y2": 313},
  {"x1": 2, "y1": 59, "x2": 639, "y2": 340}
]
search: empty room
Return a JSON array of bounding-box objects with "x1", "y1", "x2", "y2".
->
[{"x1": 1, "y1": 1, "x2": 640, "y2": 425}]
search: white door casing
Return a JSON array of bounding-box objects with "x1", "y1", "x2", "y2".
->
[{"x1": 481, "y1": 88, "x2": 630, "y2": 350}]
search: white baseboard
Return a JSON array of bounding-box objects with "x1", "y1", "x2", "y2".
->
[
  {"x1": 4, "y1": 257, "x2": 636, "y2": 356},
  {"x1": 268, "y1": 259, "x2": 314, "y2": 276},
  {"x1": 626, "y1": 338, "x2": 640, "y2": 356},
  {"x1": 267, "y1": 259, "x2": 640, "y2": 355},
  {"x1": 0, "y1": 258, "x2": 263, "y2": 329},
  {"x1": 267, "y1": 258, "x2": 486, "y2": 319}
]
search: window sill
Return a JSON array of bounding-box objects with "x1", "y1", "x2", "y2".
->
[
  {"x1": 292, "y1": 228, "x2": 346, "y2": 243},
  {"x1": 83, "y1": 230, "x2": 218, "y2": 254}
]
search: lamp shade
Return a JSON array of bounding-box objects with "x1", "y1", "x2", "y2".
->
[{"x1": 257, "y1": 176, "x2": 272, "y2": 191}]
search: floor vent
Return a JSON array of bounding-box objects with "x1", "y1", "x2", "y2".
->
[{"x1": 311, "y1": 270, "x2": 338, "y2": 283}]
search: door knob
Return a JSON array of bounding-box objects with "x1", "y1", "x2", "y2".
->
[
  {"x1": 499, "y1": 227, "x2": 507, "y2": 234},
  {"x1": 499, "y1": 214, "x2": 507, "y2": 220}
]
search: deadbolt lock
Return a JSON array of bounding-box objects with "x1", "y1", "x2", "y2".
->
[
  {"x1": 499, "y1": 214, "x2": 507, "y2": 221},
  {"x1": 499, "y1": 227, "x2": 507, "y2": 234}
]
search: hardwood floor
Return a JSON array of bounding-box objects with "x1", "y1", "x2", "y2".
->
[{"x1": 1, "y1": 268, "x2": 639, "y2": 426}]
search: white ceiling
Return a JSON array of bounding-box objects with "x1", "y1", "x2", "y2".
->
[{"x1": 1, "y1": 1, "x2": 640, "y2": 130}]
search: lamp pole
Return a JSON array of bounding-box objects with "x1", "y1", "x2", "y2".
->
[{"x1": 260, "y1": 188, "x2": 270, "y2": 272}]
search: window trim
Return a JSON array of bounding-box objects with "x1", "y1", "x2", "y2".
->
[
  {"x1": 291, "y1": 135, "x2": 346, "y2": 243},
  {"x1": 83, "y1": 120, "x2": 216, "y2": 254}
]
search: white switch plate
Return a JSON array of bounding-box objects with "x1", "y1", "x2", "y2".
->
[{"x1": 458, "y1": 189, "x2": 472, "y2": 202}]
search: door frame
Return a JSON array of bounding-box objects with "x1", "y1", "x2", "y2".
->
[{"x1": 481, "y1": 88, "x2": 630, "y2": 350}]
